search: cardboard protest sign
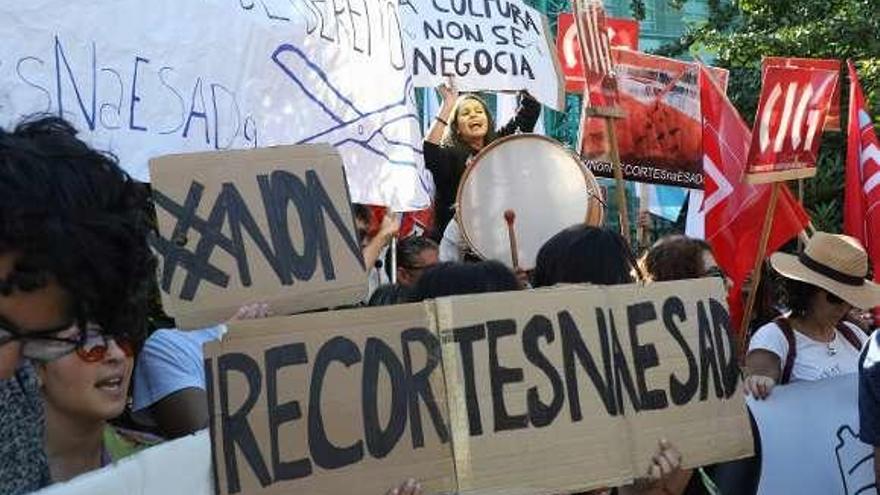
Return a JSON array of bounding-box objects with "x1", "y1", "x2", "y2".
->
[
  {"x1": 435, "y1": 278, "x2": 753, "y2": 494},
  {"x1": 581, "y1": 50, "x2": 729, "y2": 189},
  {"x1": 35, "y1": 432, "x2": 212, "y2": 495},
  {"x1": 149, "y1": 144, "x2": 367, "y2": 329},
  {"x1": 749, "y1": 374, "x2": 876, "y2": 495},
  {"x1": 764, "y1": 57, "x2": 842, "y2": 132},
  {"x1": 204, "y1": 304, "x2": 455, "y2": 495},
  {"x1": 0, "y1": 0, "x2": 432, "y2": 209},
  {"x1": 206, "y1": 280, "x2": 752, "y2": 495},
  {"x1": 745, "y1": 65, "x2": 839, "y2": 183},
  {"x1": 399, "y1": 0, "x2": 565, "y2": 111},
  {"x1": 556, "y1": 12, "x2": 639, "y2": 93}
]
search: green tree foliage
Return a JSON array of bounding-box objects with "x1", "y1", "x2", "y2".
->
[{"x1": 657, "y1": 0, "x2": 880, "y2": 232}]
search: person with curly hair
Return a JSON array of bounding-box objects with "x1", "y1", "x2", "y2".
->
[{"x1": 0, "y1": 115, "x2": 155, "y2": 491}]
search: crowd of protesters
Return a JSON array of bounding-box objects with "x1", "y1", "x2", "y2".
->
[{"x1": 3, "y1": 107, "x2": 880, "y2": 495}]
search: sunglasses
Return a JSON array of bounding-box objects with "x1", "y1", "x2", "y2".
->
[
  {"x1": 826, "y1": 292, "x2": 848, "y2": 306},
  {"x1": 60, "y1": 327, "x2": 135, "y2": 363}
]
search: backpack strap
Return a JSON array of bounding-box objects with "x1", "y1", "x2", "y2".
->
[
  {"x1": 837, "y1": 321, "x2": 866, "y2": 351},
  {"x1": 774, "y1": 317, "x2": 797, "y2": 385}
]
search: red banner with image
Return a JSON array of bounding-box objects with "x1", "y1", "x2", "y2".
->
[
  {"x1": 579, "y1": 50, "x2": 728, "y2": 189},
  {"x1": 556, "y1": 12, "x2": 639, "y2": 93}
]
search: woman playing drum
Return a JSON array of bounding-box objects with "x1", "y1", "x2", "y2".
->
[{"x1": 423, "y1": 82, "x2": 541, "y2": 239}]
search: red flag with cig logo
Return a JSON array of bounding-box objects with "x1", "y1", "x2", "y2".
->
[
  {"x1": 764, "y1": 57, "x2": 842, "y2": 131},
  {"x1": 844, "y1": 61, "x2": 880, "y2": 296},
  {"x1": 556, "y1": 12, "x2": 639, "y2": 93},
  {"x1": 700, "y1": 65, "x2": 811, "y2": 332},
  {"x1": 745, "y1": 64, "x2": 839, "y2": 183}
]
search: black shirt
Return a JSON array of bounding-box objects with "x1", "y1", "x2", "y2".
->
[{"x1": 424, "y1": 93, "x2": 541, "y2": 239}]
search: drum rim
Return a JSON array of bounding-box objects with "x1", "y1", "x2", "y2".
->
[{"x1": 453, "y1": 133, "x2": 604, "y2": 266}]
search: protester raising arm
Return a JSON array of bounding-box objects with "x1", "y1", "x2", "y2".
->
[
  {"x1": 361, "y1": 213, "x2": 400, "y2": 274},
  {"x1": 424, "y1": 83, "x2": 457, "y2": 146},
  {"x1": 422, "y1": 82, "x2": 542, "y2": 239}
]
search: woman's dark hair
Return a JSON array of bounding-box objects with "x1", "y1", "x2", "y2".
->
[
  {"x1": 440, "y1": 94, "x2": 498, "y2": 152},
  {"x1": 384, "y1": 236, "x2": 439, "y2": 279},
  {"x1": 641, "y1": 235, "x2": 713, "y2": 282},
  {"x1": 532, "y1": 225, "x2": 634, "y2": 288},
  {"x1": 408, "y1": 260, "x2": 519, "y2": 301},
  {"x1": 368, "y1": 284, "x2": 412, "y2": 306},
  {"x1": 783, "y1": 278, "x2": 824, "y2": 317},
  {"x1": 0, "y1": 115, "x2": 155, "y2": 343}
]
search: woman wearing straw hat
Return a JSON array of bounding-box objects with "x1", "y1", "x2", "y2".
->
[{"x1": 745, "y1": 232, "x2": 880, "y2": 399}]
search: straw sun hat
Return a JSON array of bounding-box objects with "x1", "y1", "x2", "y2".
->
[{"x1": 770, "y1": 232, "x2": 880, "y2": 309}]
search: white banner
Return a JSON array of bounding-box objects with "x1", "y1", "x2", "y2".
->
[
  {"x1": 35, "y1": 431, "x2": 211, "y2": 495},
  {"x1": 749, "y1": 374, "x2": 878, "y2": 495},
  {"x1": 0, "y1": 0, "x2": 431, "y2": 209},
  {"x1": 399, "y1": 0, "x2": 564, "y2": 111}
]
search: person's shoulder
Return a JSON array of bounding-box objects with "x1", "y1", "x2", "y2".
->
[
  {"x1": 145, "y1": 326, "x2": 224, "y2": 350},
  {"x1": 748, "y1": 320, "x2": 788, "y2": 353},
  {"x1": 752, "y1": 320, "x2": 785, "y2": 339}
]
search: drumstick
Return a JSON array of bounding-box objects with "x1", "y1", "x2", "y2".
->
[{"x1": 504, "y1": 209, "x2": 520, "y2": 271}]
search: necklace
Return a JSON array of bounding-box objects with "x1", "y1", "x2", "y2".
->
[{"x1": 827, "y1": 340, "x2": 838, "y2": 356}]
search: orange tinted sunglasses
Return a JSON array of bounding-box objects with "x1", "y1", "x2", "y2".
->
[{"x1": 75, "y1": 328, "x2": 135, "y2": 363}]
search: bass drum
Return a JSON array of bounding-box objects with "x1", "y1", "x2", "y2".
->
[{"x1": 455, "y1": 134, "x2": 604, "y2": 271}]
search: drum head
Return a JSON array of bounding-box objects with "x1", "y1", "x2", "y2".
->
[{"x1": 456, "y1": 135, "x2": 603, "y2": 270}]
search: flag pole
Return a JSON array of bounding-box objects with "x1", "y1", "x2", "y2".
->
[
  {"x1": 573, "y1": 0, "x2": 631, "y2": 245},
  {"x1": 738, "y1": 182, "x2": 780, "y2": 360}
]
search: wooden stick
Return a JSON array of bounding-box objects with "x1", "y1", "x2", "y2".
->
[
  {"x1": 605, "y1": 118, "x2": 632, "y2": 245},
  {"x1": 738, "y1": 182, "x2": 781, "y2": 360},
  {"x1": 390, "y1": 235, "x2": 398, "y2": 285},
  {"x1": 637, "y1": 182, "x2": 650, "y2": 250},
  {"x1": 797, "y1": 178, "x2": 805, "y2": 252},
  {"x1": 504, "y1": 209, "x2": 520, "y2": 271}
]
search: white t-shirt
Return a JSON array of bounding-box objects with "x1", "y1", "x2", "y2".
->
[{"x1": 749, "y1": 320, "x2": 867, "y2": 382}]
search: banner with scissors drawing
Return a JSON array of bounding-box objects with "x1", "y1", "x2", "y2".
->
[{"x1": 0, "y1": 0, "x2": 431, "y2": 209}]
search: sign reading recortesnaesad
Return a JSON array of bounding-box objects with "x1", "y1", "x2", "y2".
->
[
  {"x1": 399, "y1": 0, "x2": 565, "y2": 111},
  {"x1": 149, "y1": 144, "x2": 367, "y2": 329},
  {"x1": 206, "y1": 279, "x2": 753, "y2": 495}
]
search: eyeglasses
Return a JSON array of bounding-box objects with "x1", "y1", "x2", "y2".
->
[
  {"x1": 0, "y1": 317, "x2": 82, "y2": 362},
  {"x1": 0, "y1": 318, "x2": 134, "y2": 363}
]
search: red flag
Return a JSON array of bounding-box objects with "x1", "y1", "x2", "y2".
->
[
  {"x1": 745, "y1": 65, "x2": 838, "y2": 182},
  {"x1": 700, "y1": 66, "x2": 811, "y2": 332},
  {"x1": 844, "y1": 61, "x2": 880, "y2": 286}
]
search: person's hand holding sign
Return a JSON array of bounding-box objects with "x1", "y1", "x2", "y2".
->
[
  {"x1": 621, "y1": 439, "x2": 686, "y2": 495},
  {"x1": 744, "y1": 373, "x2": 777, "y2": 400},
  {"x1": 386, "y1": 478, "x2": 422, "y2": 495}
]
